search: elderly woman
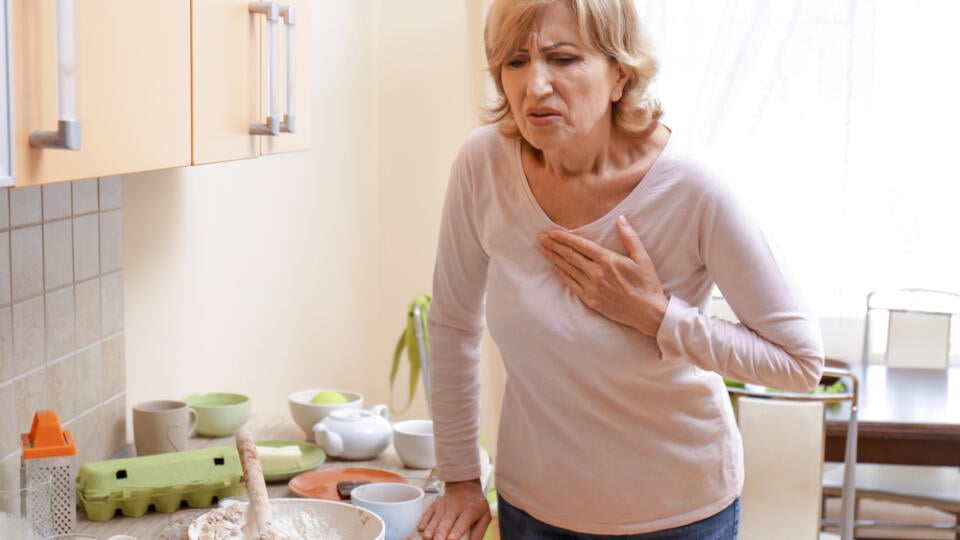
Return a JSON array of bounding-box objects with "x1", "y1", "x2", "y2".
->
[{"x1": 419, "y1": 1, "x2": 824, "y2": 539}]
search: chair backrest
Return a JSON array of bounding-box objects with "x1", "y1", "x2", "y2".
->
[
  {"x1": 863, "y1": 289, "x2": 960, "y2": 369},
  {"x1": 708, "y1": 294, "x2": 739, "y2": 323},
  {"x1": 737, "y1": 396, "x2": 826, "y2": 540}
]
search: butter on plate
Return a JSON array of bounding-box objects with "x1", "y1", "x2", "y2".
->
[{"x1": 257, "y1": 444, "x2": 303, "y2": 470}]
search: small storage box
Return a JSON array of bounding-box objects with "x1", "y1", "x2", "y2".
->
[{"x1": 76, "y1": 446, "x2": 244, "y2": 521}]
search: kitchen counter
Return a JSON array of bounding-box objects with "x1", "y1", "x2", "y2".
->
[{"x1": 72, "y1": 413, "x2": 437, "y2": 539}]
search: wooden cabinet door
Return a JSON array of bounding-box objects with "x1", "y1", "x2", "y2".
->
[
  {"x1": 191, "y1": 0, "x2": 262, "y2": 165},
  {"x1": 261, "y1": 0, "x2": 311, "y2": 156},
  {"x1": 13, "y1": 0, "x2": 191, "y2": 186},
  {"x1": 193, "y1": 0, "x2": 309, "y2": 165}
]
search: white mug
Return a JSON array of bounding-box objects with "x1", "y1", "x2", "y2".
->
[
  {"x1": 133, "y1": 400, "x2": 198, "y2": 455},
  {"x1": 392, "y1": 419, "x2": 436, "y2": 470},
  {"x1": 350, "y1": 482, "x2": 425, "y2": 540}
]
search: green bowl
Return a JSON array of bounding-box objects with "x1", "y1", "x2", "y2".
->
[{"x1": 185, "y1": 392, "x2": 251, "y2": 438}]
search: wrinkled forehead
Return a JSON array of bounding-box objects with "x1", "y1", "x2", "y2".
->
[
  {"x1": 521, "y1": 4, "x2": 585, "y2": 50},
  {"x1": 490, "y1": 0, "x2": 591, "y2": 57}
]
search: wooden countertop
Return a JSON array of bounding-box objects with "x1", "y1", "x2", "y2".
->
[{"x1": 73, "y1": 413, "x2": 436, "y2": 539}]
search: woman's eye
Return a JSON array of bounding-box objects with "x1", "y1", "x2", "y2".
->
[
  {"x1": 506, "y1": 58, "x2": 527, "y2": 68},
  {"x1": 554, "y1": 56, "x2": 579, "y2": 65}
]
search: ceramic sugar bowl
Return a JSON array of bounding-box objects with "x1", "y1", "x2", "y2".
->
[{"x1": 313, "y1": 404, "x2": 393, "y2": 460}]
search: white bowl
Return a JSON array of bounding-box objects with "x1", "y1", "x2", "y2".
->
[
  {"x1": 289, "y1": 389, "x2": 364, "y2": 438},
  {"x1": 392, "y1": 419, "x2": 436, "y2": 469},
  {"x1": 188, "y1": 498, "x2": 384, "y2": 540}
]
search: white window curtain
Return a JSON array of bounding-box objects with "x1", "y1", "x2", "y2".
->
[{"x1": 631, "y1": 0, "x2": 960, "y2": 320}]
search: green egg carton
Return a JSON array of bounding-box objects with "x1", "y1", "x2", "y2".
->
[{"x1": 76, "y1": 446, "x2": 245, "y2": 521}]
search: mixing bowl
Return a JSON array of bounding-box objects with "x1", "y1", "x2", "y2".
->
[{"x1": 187, "y1": 498, "x2": 384, "y2": 539}]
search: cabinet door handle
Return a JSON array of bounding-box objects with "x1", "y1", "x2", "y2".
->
[
  {"x1": 249, "y1": 2, "x2": 280, "y2": 136},
  {"x1": 279, "y1": 4, "x2": 296, "y2": 133},
  {"x1": 30, "y1": 0, "x2": 81, "y2": 150}
]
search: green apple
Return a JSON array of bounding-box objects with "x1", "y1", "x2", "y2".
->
[{"x1": 311, "y1": 390, "x2": 348, "y2": 405}]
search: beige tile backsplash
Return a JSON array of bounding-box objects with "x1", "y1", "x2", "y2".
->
[
  {"x1": 75, "y1": 279, "x2": 101, "y2": 348},
  {"x1": 12, "y1": 297, "x2": 44, "y2": 374},
  {"x1": 46, "y1": 286, "x2": 77, "y2": 360},
  {"x1": 100, "y1": 210, "x2": 123, "y2": 274},
  {"x1": 44, "y1": 219, "x2": 75, "y2": 290},
  {"x1": 43, "y1": 184, "x2": 73, "y2": 222},
  {"x1": 0, "y1": 189, "x2": 8, "y2": 228},
  {"x1": 12, "y1": 226, "x2": 43, "y2": 302},
  {"x1": 0, "y1": 178, "x2": 126, "y2": 476},
  {"x1": 73, "y1": 214, "x2": 100, "y2": 282},
  {"x1": 0, "y1": 309, "x2": 10, "y2": 382},
  {"x1": 0, "y1": 233, "x2": 10, "y2": 307},
  {"x1": 75, "y1": 343, "x2": 103, "y2": 414},
  {"x1": 9, "y1": 187, "x2": 41, "y2": 227},
  {"x1": 0, "y1": 381, "x2": 14, "y2": 457}
]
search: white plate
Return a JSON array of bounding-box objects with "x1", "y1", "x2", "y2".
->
[{"x1": 256, "y1": 440, "x2": 326, "y2": 482}]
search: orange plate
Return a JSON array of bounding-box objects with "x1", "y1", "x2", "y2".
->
[{"x1": 288, "y1": 467, "x2": 406, "y2": 500}]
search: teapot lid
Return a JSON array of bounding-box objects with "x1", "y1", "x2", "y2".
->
[{"x1": 329, "y1": 408, "x2": 374, "y2": 422}]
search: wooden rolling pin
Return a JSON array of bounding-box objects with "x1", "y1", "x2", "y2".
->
[{"x1": 236, "y1": 428, "x2": 288, "y2": 540}]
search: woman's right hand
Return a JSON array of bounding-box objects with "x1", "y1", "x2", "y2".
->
[{"x1": 419, "y1": 479, "x2": 492, "y2": 540}]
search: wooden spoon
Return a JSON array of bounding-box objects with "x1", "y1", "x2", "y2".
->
[{"x1": 236, "y1": 428, "x2": 288, "y2": 540}]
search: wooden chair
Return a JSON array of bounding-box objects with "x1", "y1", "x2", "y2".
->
[
  {"x1": 732, "y1": 367, "x2": 859, "y2": 540},
  {"x1": 822, "y1": 289, "x2": 960, "y2": 538}
]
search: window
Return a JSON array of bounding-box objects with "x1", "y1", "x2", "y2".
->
[{"x1": 634, "y1": 0, "x2": 960, "y2": 318}]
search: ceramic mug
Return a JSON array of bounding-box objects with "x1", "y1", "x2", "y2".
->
[
  {"x1": 392, "y1": 419, "x2": 436, "y2": 469},
  {"x1": 133, "y1": 400, "x2": 198, "y2": 455},
  {"x1": 350, "y1": 482, "x2": 425, "y2": 540}
]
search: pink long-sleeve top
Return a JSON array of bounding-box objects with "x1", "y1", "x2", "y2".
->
[{"x1": 428, "y1": 124, "x2": 824, "y2": 534}]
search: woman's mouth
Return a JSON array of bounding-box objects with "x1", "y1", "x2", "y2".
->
[{"x1": 527, "y1": 109, "x2": 560, "y2": 126}]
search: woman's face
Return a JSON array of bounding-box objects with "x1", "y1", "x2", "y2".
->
[{"x1": 500, "y1": 1, "x2": 626, "y2": 153}]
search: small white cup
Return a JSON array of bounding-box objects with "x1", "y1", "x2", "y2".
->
[
  {"x1": 350, "y1": 482, "x2": 425, "y2": 540},
  {"x1": 392, "y1": 419, "x2": 436, "y2": 470}
]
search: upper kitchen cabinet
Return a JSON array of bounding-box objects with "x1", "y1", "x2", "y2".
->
[
  {"x1": 11, "y1": 0, "x2": 192, "y2": 187},
  {"x1": 192, "y1": 0, "x2": 311, "y2": 165}
]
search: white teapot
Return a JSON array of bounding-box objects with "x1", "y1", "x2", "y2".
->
[{"x1": 312, "y1": 404, "x2": 393, "y2": 460}]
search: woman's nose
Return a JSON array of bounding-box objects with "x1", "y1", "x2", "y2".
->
[{"x1": 526, "y1": 61, "x2": 552, "y2": 98}]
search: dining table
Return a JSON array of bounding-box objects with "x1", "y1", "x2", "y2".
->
[{"x1": 823, "y1": 362, "x2": 960, "y2": 466}]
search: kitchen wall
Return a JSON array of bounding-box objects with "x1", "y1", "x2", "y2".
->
[
  {"x1": 122, "y1": 0, "x2": 506, "y2": 451},
  {"x1": 0, "y1": 178, "x2": 127, "y2": 472}
]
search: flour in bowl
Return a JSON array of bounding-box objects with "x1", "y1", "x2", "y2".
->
[{"x1": 189, "y1": 504, "x2": 342, "y2": 540}]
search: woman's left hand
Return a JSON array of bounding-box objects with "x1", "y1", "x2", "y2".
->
[{"x1": 537, "y1": 215, "x2": 668, "y2": 337}]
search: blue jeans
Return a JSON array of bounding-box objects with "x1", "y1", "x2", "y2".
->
[{"x1": 497, "y1": 495, "x2": 740, "y2": 540}]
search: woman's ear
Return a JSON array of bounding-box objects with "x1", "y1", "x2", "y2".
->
[{"x1": 611, "y1": 64, "x2": 629, "y2": 102}]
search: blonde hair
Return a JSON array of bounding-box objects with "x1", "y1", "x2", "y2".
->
[{"x1": 484, "y1": 0, "x2": 662, "y2": 138}]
